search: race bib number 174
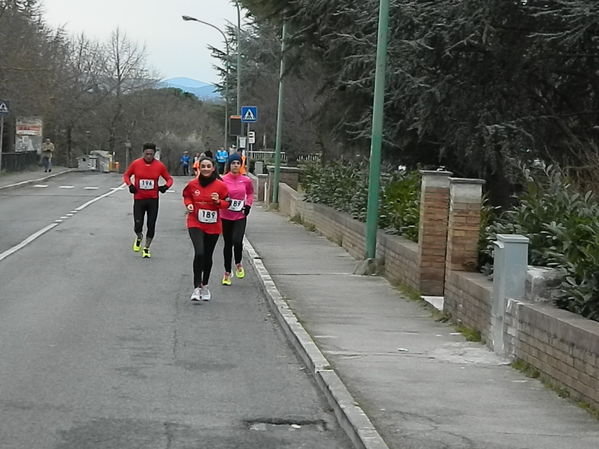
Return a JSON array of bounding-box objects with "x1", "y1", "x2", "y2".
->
[{"x1": 139, "y1": 179, "x2": 155, "y2": 190}]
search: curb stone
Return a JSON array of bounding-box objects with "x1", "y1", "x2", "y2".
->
[{"x1": 244, "y1": 236, "x2": 390, "y2": 449}]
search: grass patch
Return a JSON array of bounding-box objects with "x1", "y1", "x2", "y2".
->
[
  {"x1": 512, "y1": 358, "x2": 599, "y2": 420},
  {"x1": 432, "y1": 309, "x2": 450, "y2": 323},
  {"x1": 394, "y1": 282, "x2": 421, "y2": 302},
  {"x1": 455, "y1": 324, "x2": 482, "y2": 342},
  {"x1": 304, "y1": 223, "x2": 316, "y2": 232},
  {"x1": 511, "y1": 359, "x2": 541, "y2": 378},
  {"x1": 290, "y1": 214, "x2": 303, "y2": 225}
]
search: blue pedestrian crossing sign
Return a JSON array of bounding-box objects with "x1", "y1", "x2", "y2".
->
[
  {"x1": 0, "y1": 100, "x2": 9, "y2": 115},
  {"x1": 241, "y1": 106, "x2": 258, "y2": 123}
]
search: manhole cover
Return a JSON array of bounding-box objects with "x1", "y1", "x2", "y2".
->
[{"x1": 246, "y1": 418, "x2": 327, "y2": 432}]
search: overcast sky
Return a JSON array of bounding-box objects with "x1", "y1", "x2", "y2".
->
[{"x1": 41, "y1": 0, "x2": 241, "y2": 84}]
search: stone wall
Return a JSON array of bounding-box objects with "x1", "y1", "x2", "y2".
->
[
  {"x1": 277, "y1": 183, "x2": 420, "y2": 291},
  {"x1": 444, "y1": 271, "x2": 493, "y2": 342},
  {"x1": 505, "y1": 300, "x2": 599, "y2": 410}
]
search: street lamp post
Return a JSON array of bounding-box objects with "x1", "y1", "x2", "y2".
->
[
  {"x1": 365, "y1": 0, "x2": 390, "y2": 260},
  {"x1": 235, "y1": 1, "x2": 241, "y2": 114},
  {"x1": 182, "y1": 15, "x2": 231, "y2": 151}
]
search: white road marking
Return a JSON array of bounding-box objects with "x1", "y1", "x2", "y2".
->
[
  {"x1": 0, "y1": 224, "x2": 59, "y2": 262},
  {"x1": 0, "y1": 184, "x2": 122, "y2": 263},
  {"x1": 75, "y1": 187, "x2": 122, "y2": 211},
  {"x1": 59, "y1": 185, "x2": 75, "y2": 189},
  {"x1": 84, "y1": 186, "x2": 99, "y2": 190},
  {"x1": 33, "y1": 185, "x2": 48, "y2": 188}
]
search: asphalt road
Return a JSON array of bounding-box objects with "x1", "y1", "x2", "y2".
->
[{"x1": 0, "y1": 172, "x2": 351, "y2": 449}]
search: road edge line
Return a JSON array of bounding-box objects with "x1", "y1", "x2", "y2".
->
[
  {"x1": 0, "y1": 183, "x2": 122, "y2": 263},
  {"x1": 244, "y1": 236, "x2": 390, "y2": 449}
]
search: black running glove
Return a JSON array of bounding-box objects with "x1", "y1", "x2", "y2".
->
[
  {"x1": 158, "y1": 185, "x2": 168, "y2": 193},
  {"x1": 243, "y1": 205, "x2": 251, "y2": 216},
  {"x1": 128, "y1": 184, "x2": 137, "y2": 194}
]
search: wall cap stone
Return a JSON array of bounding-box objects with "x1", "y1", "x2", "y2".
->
[
  {"x1": 449, "y1": 178, "x2": 486, "y2": 185},
  {"x1": 420, "y1": 170, "x2": 453, "y2": 176},
  {"x1": 497, "y1": 234, "x2": 530, "y2": 244},
  {"x1": 267, "y1": 165, "x2": 301, "y2": 174}
]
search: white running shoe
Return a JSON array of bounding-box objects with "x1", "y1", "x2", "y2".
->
[
  {"x1": 200, "y1": 286, "x2": 211, "y2": 301},
  {"x1": 190, "y1": 287, "x2": 201, "y2": 302}
]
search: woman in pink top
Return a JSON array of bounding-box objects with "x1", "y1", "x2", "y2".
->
[{"x1": 220, "y1": 153, "x2": 254, "y2": 285}]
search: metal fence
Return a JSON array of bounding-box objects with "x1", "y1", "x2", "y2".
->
[
  {"x1": 247, "y1": 151, "x2": 321, "y2": 163},
  {"x1": 247, "y1": 150, "x2": 287, "y2": 163},
  {"x1": 1, "y1": 151, "x2": 39, "y2": 172}
]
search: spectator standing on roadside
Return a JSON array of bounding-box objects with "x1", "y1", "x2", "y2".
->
[
  {"x1": 41, "y1": 138, "x2": 54, "y2": 172},
  {"x1": 215, "y1": 147, "x2": 228, "y2": 174},
  {"x1": 180, "y1": 151, "x2": 191, "y2": 176}
]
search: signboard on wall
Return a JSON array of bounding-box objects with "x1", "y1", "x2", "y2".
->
[{"x1": 15, "y1": 117, "x2": 43, "y2": 153}]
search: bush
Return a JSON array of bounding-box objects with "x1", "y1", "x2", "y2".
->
[
  {"x1": 480, "y1": 165, "x2": 599, "y2": 320},
  {"x1": 299, "y1": 161, "x2": 420, "y2": 242}
]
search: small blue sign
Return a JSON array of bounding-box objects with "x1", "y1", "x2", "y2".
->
[
  {"x1": 241, "y1": 106, "x2": 258, "y2": 123},
  {"x1": 0, "y1": 100, "x2": 9, "y2": 115}
]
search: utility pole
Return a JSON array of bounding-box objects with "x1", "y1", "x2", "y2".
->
[
  {"x1": 0, "y1": 100, "x2": 9, "y2": 175},
  {"x1": 365, "y1": 0, "x2": 390, "y2": 259},
  {"x1": 272, "y1": 22, "x2": 287, "y2": 204}
]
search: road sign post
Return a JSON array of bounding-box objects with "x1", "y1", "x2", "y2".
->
[
  {"x1": 241, "y1": 106, "x2": 258, "y2": 123},
  {"x1": 0, "y1": 100, "x2": 9, "y2": 175}
]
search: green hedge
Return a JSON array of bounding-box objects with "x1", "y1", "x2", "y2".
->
[
  {"x1": 299, "y1": 161, "x2": 420, "y2": 242},
  {"x1": 480, "y1": 165, "x2": 599, "y2": 321}
]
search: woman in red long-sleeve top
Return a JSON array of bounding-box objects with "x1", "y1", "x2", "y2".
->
[{"x1": 182, "y1": 157, "x2": 230, "y2": 302}]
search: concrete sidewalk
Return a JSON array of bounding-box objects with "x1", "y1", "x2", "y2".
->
[
  {"x1": 0, "y1": 166, "x2": 74, "y2": 190},
  {"x1": 245, "y1": 205, "x2": 599, "y2": 449}
]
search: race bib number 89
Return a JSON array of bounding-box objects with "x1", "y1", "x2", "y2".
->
[
  {"x1": 198, "y1": 209, "x2": 218, "y2": 223},
  {"x1": 229, "y1": 199, "x2": 244, "y2": 212},
  {"x1": 139, "y1": 179, "x2": 155, "y2": 190}
]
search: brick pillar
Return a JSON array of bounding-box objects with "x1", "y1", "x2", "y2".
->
[
  {"x1": 445, "y1": 178, "x2": 485, "y2": 274},
  {"x1": 417, "y1": 171, "x2": 452, "y2": 296}
]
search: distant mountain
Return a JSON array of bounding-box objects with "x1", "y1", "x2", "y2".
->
[{"x1": 158, "y1": 77, "x2": 222, "y2": 101}]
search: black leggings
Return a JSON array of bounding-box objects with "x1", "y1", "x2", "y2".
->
[
  {"x1": 133, "y1": 198, "x2": 159, "y2": 239},
  {"x1": 222, "y1": 218, "x2": 247, "y2": 273},
  {"x1": 188, "y1": 228, "x2": 220, "y2": 287}
]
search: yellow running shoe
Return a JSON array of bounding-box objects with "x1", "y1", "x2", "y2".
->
[
  {"x1": 142, "y1": 247, "x2": 151, "y2": 258},
  {"x1": 133, "y1": 238, "x2": 142, "y2": 252},
  {"x1": 222, "y1": 272, "x2": 232, "y2": 285},
  {"x1": 235, "y1": 264, "x2": 245, "y2": 279}
]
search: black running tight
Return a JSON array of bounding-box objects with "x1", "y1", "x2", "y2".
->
[
  {"x1": 222, "y1": 218, "x2": 247, "y2": 273},
  {"x1": 188, "y1": 228, "x2": 219, "y2": 287},
  {"x1": 133, "y1": 198, "x2": 159, "y2": 239}
]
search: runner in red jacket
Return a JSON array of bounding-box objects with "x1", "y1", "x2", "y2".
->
[
  {"x1": 182, "y1": 157, "x2": 230, "y2": 302},
  {"x1": 122, "y1": 143, "x2": 173, "y2": 258}
]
